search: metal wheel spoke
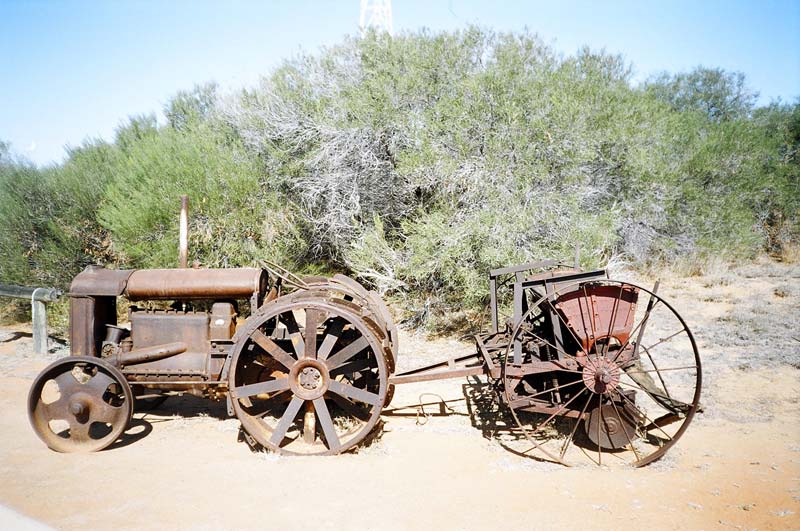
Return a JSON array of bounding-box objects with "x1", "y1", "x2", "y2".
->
[
  {"x1": 329, "y1": 358, "x2": 374, "y2": 377},
  {"x1": 92, "y1": 401, "x2": 123, "y2": 424},
  {"x1": 615, "y1": 390, "x2": 673, "y2": 442},
  {"x1": 530, "y1": 388, "x2": 588, "y2": 435},
  {"x1": 615, "y1": 378, "x2": 664, "y2": 400},
  {"x1": 328, "y1": 380, "x2": 381, "y2": 406},
  {"x1": 615, "y1": 379, "x2": 693, "y2": 414},
  {"x1": 545, "y1": 299, "x2": 590, "y2": 358},
  {"x1": 559, "y1": 391, "x2": 593, "y2": 459},
  {"x1": 327, "y1": 392, "x2": 372, "y2": 422},
  {"x1": 254, "y1": 391, "x2": 292, "y2": 416},
  {"x1": 516, "y1": 307, "x2": 590, "y2": 374},
  {"x1": 597, "y1": 395, "x2": 603, "y2": 465},
  {"x1": 251, "y1": 329, "x2": 296, "y2": 370},
  {"x1": 581, "y1": 285, "x2": 599, "y2": 350},
  {"x1": 313, "y1": 397, "x2": 341, "y2": 452},
  {"x1": 643, "y1": 347, "x2": 672, "y2": 399},
  {"x1": 511, "y1": 389, "x2": 587, "y2": 466},
  {"x1": 521, "y1": 328, "x2": 584, "y2": 366},
  {"x1": 41, "y1": 397, "x2": 68, "y2": 420},
  {"x1": 601, "y1": 284, "x2": 624, "y2": 358},
  {"x1": 85, "y1": 371, "x2": 115, "y2": 395},
  {"x1": 609, "y1": 398, "x2": 642, "y2": 462},
  {"x1": 643, "y1": 412, "x2": 683, "y2": 431},
  {"x1": 611, "y1": 299, "x2": 662, "y2": 364},
  {"x1": 317, "y1": 317, "x2": 346, "y2": 361},
  {"x1": 268, "y1": 396, "x2": 304, "y2": 446},
  {"x1": 631, "y1": 284, "x2": 659, "y2": 357},
  {"x1": 641, "y1": 329, "x2": 686, "y2": 353},
  {"x1": 53, "y1": 372, "x2": 79, "y2": 395},
  {"x1": 303, "y1": 309, "x2": 323, "y2": 359},
  {"x1": 68, "y1": 418, "x2": 91, "y2": 441},
  {"x1": 511, "y1": 379, "x2": 584, "y2": 404},
  {"x1": 280, "y1": 311, "x2": 306, "y2": 358},
  {"x1": 234, "y1": 378, "x2": 290, "y2": 399},
  {"x1": 325, "y1": 337, "x2": 369, "y2": 370},
  {"x1": 624, "y1": 365, "x2": 698, "y2": 374}
]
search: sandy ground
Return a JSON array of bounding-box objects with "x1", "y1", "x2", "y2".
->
[{"x1": 0, "y1": 259, "x2": 798, "y2": 530}]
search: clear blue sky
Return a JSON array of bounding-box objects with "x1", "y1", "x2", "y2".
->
[{"x1": 1, "y1": 0, "x2": 798, "y2": 166}]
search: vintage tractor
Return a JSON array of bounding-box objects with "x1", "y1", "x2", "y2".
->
[
  {"x1": 28, "y1": 200, "x2": 701, "y2": 466},
  {"x1": 27, "y1": 264, "x2": 399, "y2": 455}
]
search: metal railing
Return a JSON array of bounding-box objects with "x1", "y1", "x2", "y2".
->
[{"x1": 0, "y1": 284, "x2": 62, "y2": 354}]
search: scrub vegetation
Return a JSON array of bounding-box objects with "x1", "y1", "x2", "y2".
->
[{"x1": 1, "y1": 28, "x2": 797, "y2": 330}]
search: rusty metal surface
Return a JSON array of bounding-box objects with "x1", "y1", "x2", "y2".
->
[
  {"x1": 228, "y1": 292, "x2": 392, "y2": 455},
  {"x1": 125, "y1": 310, "x2": 210, "y2": 375},
  {"x1": 70, "y1": 266, "x2": 134, "y2": 297},
  {"x1": 33, "y1": 242, "x2": 702, "y2": 466},
  {"x1": 28, "y1": 356, "x2": 133, "y2": 452},
  {"x1": 70, "y1": 296, "x2": 117, "y2": 357},
  {"x1": 555, "y1": 285, "x2": 638, "y2": 352},
  {"x1": 29, "y1": 195, "x2": 398, "y2": 454},
  {"x1": 500, "y1": 275, "x2": 702, "y2": 467},
  {"x1": 304, "y1": 274, "x2": 399, "y2": 366},
  {"x1": 209, "y1": 302, "x2": 236, "y2": 340},
  {"x1": 112, "y1": 341, "x2": 188, "y2": 366},
  {"x1": 389, "y1": 353, "x2": 486, "y2": 384},
  {"x1": 26, "y1": 193, "x2": 703, "y2": 462},
  {"x1": 125, "y1": 268, "x2": 266, "y2": 301}
]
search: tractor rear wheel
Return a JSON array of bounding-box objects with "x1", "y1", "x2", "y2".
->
[{"x1": 228, "y1": 294, "x2": 390, "y2": 455}]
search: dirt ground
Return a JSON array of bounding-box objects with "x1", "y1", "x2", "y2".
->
[{"x1": 0, "y1": 259, "x2": 798, "y2": 530}]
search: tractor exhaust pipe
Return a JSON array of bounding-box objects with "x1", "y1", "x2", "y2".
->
[
  {"x1": 179, "y1": 195, "x2": 189, "y2": 268},
  {"x1": 112, "y1": 341, "x2": 188, "y2": 366}
]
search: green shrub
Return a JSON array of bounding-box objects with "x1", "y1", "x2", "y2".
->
[{"x1": 98, "y1": 122, "x2": 304, "y2": 269}]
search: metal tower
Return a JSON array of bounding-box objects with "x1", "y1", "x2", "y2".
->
[{"x1": 359, "y1": 0, "x2": 393, "y2": 35}]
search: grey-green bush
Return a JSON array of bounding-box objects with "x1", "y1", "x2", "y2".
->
[{"x1": 0, "y1": 27, "x2": 797, "y2": 332}]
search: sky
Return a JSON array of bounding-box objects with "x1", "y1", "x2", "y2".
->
[{"x1": 1, "y1": 0, "x2": 799, "y2": 166}]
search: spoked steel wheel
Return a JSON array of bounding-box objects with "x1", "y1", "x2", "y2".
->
[
  {"x1": 28, "y1": 356, "x2": 133, "y2": 452},
  {"x1": 229, "y1": 294, "x2": 390, "y2": 455},
  {"x1": 304, "y1": 273, "x2": 399, "y2": 365},
  {"x1": 502, "y1": 279, "x2": 701, "y2": 467}
]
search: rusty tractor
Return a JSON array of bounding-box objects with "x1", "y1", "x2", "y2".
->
[{"x1": 28, "y1": 200, "x2": 701, "y2": 466}]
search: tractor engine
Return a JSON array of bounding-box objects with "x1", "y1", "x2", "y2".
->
[{"x1": 69, "y1": 265, "x2": 267, "y2": 395}]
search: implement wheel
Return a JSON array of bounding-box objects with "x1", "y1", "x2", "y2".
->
[
  {"x1": 229, "y1": 294, "x2": 390, "y2": 455},
  {"x1": 501, "y1": 279, "x2": 701, "y2": 467}
]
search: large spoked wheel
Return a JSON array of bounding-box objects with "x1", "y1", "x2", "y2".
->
[
  {"x1": 28, "y1": 356, "x2": 133, "y2": 452},
  {"x1": 501, "y1": 279, "x2": 701, "y2": 467},
  {"x1": 229, "y1": 295, "x2": 390, "y2": 455}
]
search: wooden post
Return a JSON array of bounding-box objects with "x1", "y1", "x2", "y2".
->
[{"x1": 179, "y1": 195, "x2": 189, "y2": 268}]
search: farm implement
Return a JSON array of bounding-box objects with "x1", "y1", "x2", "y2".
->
[{"x1": 28, "y1": 200, "x2": 701, "y2": 467}]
